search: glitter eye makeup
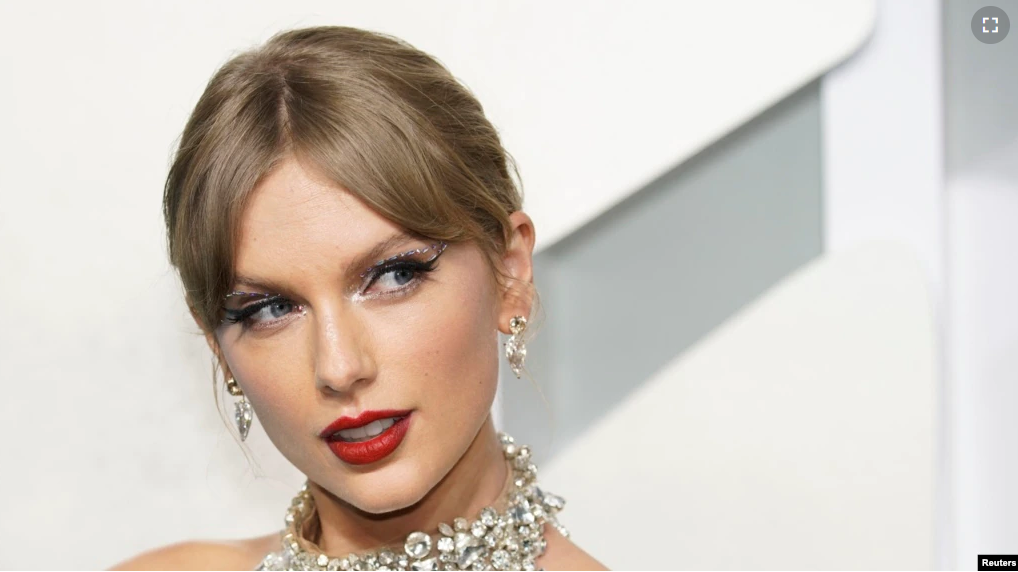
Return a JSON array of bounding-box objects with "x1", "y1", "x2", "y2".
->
[
  {"x1": 359, "y1": 242, "x2": 447, "y2": 279},
  {"x1": 219, "y1": 241, "x2": 449, "y2": 329},
  {"x1": 221, "y1": 293, "x2": 307, "y2": 330},
  {"x1": 353, "y1": 241, "x2": 448, "y2": 302}
]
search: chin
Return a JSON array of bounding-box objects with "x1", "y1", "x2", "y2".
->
[{"x1": 337, "y1": 462, "x2": 438, "y2": 515}]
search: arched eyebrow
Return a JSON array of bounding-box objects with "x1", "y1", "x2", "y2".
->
[{"x1": 227, "y1": 229, "x2": 434, "y2": 297}]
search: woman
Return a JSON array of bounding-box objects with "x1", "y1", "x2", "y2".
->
[{"x1": 111, "y1": 26, "x2": 606, "y2": 571}]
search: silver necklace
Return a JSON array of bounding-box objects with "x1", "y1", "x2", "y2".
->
[{"x1": 257, "y1": 433, "x2": 568, "y2": 571}]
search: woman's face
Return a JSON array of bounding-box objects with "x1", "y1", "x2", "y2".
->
[{"x1": 212, "y1": 157, "x2": 526, "y2": 514}]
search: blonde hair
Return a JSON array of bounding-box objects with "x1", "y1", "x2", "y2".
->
[{"x1": 164, "y1": 26, "x2": 526, "y2": 336}]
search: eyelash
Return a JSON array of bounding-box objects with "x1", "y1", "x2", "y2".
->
[{"x1": 221, "y1": 257, "x2": 440, "y2": 329}]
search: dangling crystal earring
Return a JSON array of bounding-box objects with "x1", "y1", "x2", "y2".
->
[
  {"x1": 224, "y1": 376, "x2": 253, "y2": 441},
  {"x1": 504, "y1": 315, "x2": 528, "y2": 379}
]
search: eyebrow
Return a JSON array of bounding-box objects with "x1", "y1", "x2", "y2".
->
[{"x1": 228, "y1": 229, "x2": 430, "y2": 296}]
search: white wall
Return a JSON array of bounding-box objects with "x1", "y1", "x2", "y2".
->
[
  {"x1": 943, "y1": 0, "x2": 1018, "y2": 564},
  {"x1": 0, "y1": 1, "x2": 872, "y2": 569},
  {"x1": 542, "y1": 242, "x2": 936, "y2": 569},
  {"x1": 819, "y1": 0, "x2": 948, "y2": 566}
]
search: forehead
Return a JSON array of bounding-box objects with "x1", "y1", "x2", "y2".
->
[{"x1": 235, "y1": 158, "x2": 401, "y2": 272}]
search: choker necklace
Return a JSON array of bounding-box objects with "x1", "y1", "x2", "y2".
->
[{"x1": 256, "y1": 433, "x2": 568, "y2": 571}]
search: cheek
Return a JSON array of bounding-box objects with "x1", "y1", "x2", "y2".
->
[
  {"x1": 221, "y1": 343, "x2": 310, "y2": 442},
  {"x1": 386, "y1": 270, "x2": 500, "y2": 410}
]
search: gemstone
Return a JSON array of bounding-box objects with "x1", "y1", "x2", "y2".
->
[
  {"x1": 543, "y1": 492, "x2": 565, "y2": 511},
  {"x1": 483, "y1": 533, "x2": 498, "y2": 548},
  {"x1": 327, "y1": 558, "x2": 342, "y2": 571},
  {"x1": 339, "y1": 557, "x2": 351, "y2": 570},
  {"x1": 491, "y1": 550, "x2": 510, "y2": 571},
  {"x1": 504, "y1": 444, "x2": 517, "y2": 457},
  {"x1": 511, "y1": 504, "x2": 534, "y2": 525},
  {"x1": 438, "y1": 522, "x2": 455, "y2": 537},
  {"x1": 405, "y1": 532, "x2": 432, "y2": 559},
  {"x1": 319, "y1": 554, "x2": 330, "y2": 567},
  {"x1": 505, "y1": 337, "x2": 526, "y2": 376},
  {"x1": 378, "y1": 551, "x2": 395, "y2": 566},
  {"x1": 437, "y1": 536, "x2": 454, "y2": 553},
  {"x1": 235, "y1": 397, "x2": 253, "y2": 440},
  {"x1": 498, "y1": 432, "x2": 514, "y2": 444},
  {"x1": 470, "y1": 520, "x2": 486, "y2": 538},
  {"x1": 513, "y1": 447, "x2": 531, "y2": 469},
  {"x1": 453, "y1": 517, "x2": 469, "y2": 532},
  {"x1": 411, "y1": 557, "x2": 438, "y2": 571},
  {"x1": 457, "y1": 544, "x2": 486, "y2": 569},
  {"x1": 454, "y1": 532, "x2": 480, "y2": 551},
  {"x1": 479, "y1": 508, "x2": 497, "y2": 527}
]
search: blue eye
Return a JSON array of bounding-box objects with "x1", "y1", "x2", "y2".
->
[
  {"x1": 362, "y1": 259, "x2": 438, "y2": 297},
  {"x1": 252, "y1": 300, "x2": 294, "y2": 321},
  {"x1": 222, "y1": 296, "x2": 301, "y2": 328}
]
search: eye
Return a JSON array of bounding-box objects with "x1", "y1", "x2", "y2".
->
[
  {"x1": 250, "y1": 300, "x2": 295, "y2": 322},
  {"x1": 222, "y1": 295, "x2": 303, "y2": 330},
  {"x1": 373, "y1": 265, "x2": 417, "y2": 289},
  {"x1": 361, "y1": 259, "x2": 439, "y2": 299}
]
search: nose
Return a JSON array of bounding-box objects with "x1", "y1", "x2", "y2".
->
[{"x1": 313, "y1": 305, "x2": 376, "y2": 395}]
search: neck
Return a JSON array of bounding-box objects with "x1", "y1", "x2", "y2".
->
[{"x1": 307, "y1": 416, "x2": 508, "y2": 555}]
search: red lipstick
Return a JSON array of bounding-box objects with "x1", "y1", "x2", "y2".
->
[{"x1": 320, "y1": 409, "x2": 413, "y2": 465}]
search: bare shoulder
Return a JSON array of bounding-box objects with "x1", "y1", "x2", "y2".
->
[
  {"x1": 108, "y1": 532, "x2": 281, "y2": 571},
  {"x1": 538, "y1": 525, "x2": 609, "y2": 571}
]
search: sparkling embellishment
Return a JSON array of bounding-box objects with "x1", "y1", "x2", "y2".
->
[
  {"x1": 437, "y1": 536, "x2": 454, "y2": 553},
  {"x1": 359, "y1": 242, "x2": 448, "y2": 279},
  {"x1": 504, "y1": 316, "x2": 527, "y2": 378},
  {"x1": 254, "y1": 433, "x2": 566, "y2": 571},
  {"x1": 470, "y1": 520, "x2": 487, "y2": 538},
  {"x1": 410, "y1": 557, "x2": 437, "y2": 571},
  {"x1": 235, "y1": 395, "x2": 253, "y2": 441},
  {"x1": 490, "y1": 550, "x2": 510, "y2": 571},
  {"x1": 479, "y1": 508, "x2": 497, "y2": 528},
  {"x1": 405, "y1": 532, "x2": 432, "y2": 559}
]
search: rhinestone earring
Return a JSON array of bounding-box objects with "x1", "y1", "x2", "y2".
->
[
  {"x1": 224, "y1": 376, "x2": 253, "y2": 441},
  {"x1": 504, "y1": 315, "x2": 528, "y2": 379}
]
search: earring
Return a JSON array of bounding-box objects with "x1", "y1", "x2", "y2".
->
[
  {"x1": 504, "y1": 315, "x2": 528, "y2": 379},
  {"x1": 224, "y1": 376, "x2": 253, "y2": 441}
]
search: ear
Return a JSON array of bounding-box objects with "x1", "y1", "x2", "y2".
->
[
  {"x1": 189, "y1": 305, "x2": 233, "y2": 380},
  {"x1": 497, "y1": 211, "x2": 536, "y2": 335}
]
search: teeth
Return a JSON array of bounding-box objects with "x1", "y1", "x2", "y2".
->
[{"x1": 333, "y1": 417, "x2": 399, "y2": 442}]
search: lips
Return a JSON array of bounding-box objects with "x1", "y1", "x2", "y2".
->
[{"x1": 320, "y1": 409, "x2": 413, "y2": 465}]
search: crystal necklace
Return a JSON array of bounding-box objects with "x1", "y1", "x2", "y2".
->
[{"x1": 256, "y1": 433, "x2": 568, "y2": 571}]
